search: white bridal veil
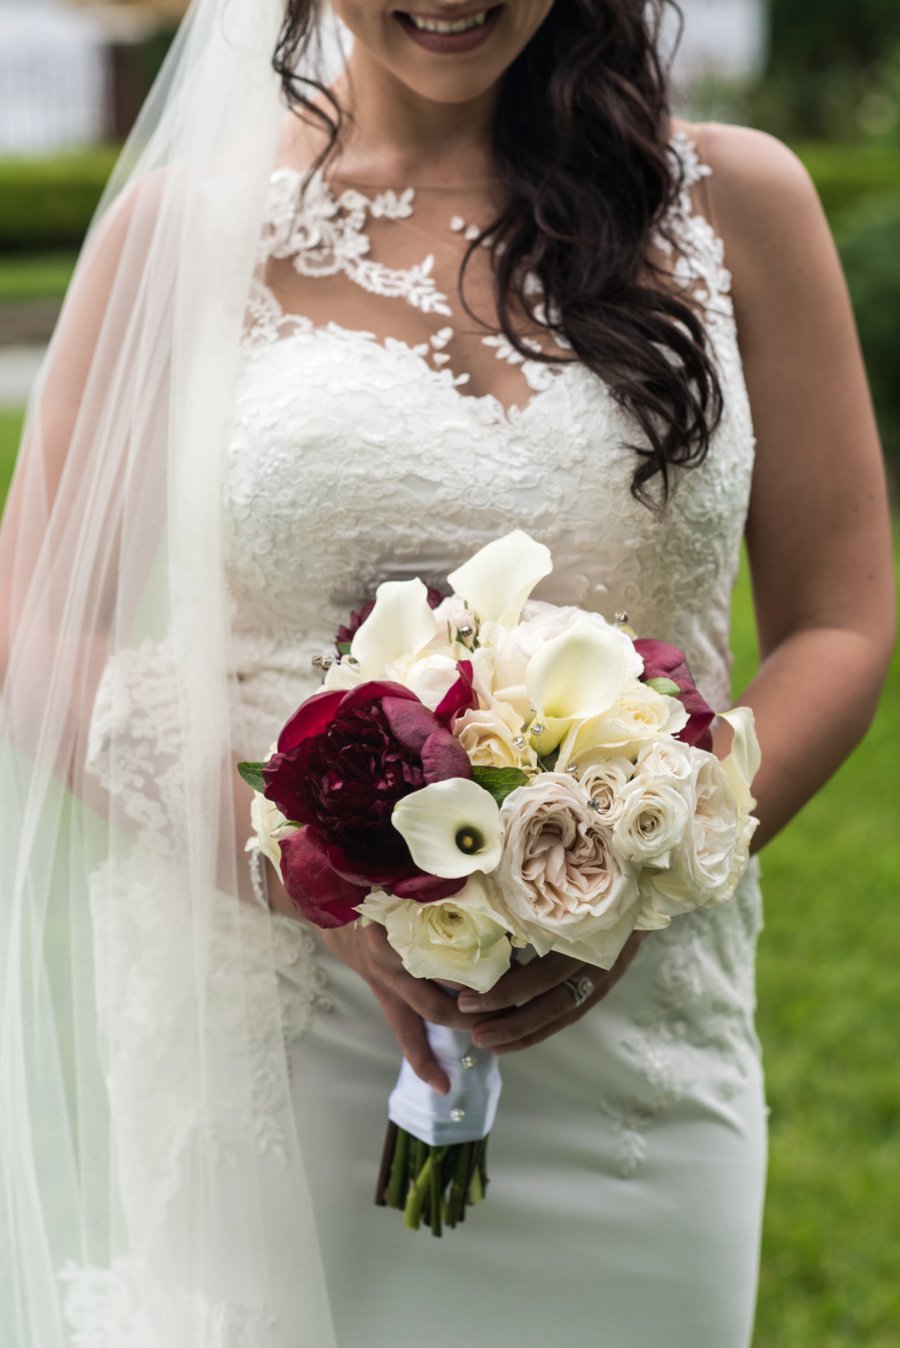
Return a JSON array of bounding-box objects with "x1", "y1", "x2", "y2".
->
[{"x1": 0, "y1": 1, "x2": 347, "y2": 1342}]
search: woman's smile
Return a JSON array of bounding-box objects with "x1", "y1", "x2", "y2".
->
[{"x1": 395, "y1": 4, "x2": 505, "y2": 54}]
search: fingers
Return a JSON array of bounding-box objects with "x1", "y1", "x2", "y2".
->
[
  {"x1": 456, "y1": 952, "x2": 585, "y2": 1015},
  {"x1": 469, "y1": 933, "x2": 650, "y2": 1054},
  {"x1": 363, "y1": 925, "x2": 477, "y2": 1030},
  {"x1": 372, "y1": 985, "x2": 451, "y2": 1096},
  {"x1": 468, "y1": 975, "x2": 587, "y2": 1056}
]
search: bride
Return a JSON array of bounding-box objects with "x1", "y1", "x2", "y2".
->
[{"x1": 0, "y1": 0, "x2": 893, "y2": 1344}]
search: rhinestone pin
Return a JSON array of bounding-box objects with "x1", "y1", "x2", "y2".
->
[
  {"x1": 450, "y1": 1108, "x2": 466, "y2": 1123},
  {"x1": 513, "y1": 735, "x2": 527, "y2": 750},
  {"x1": 311, "y1": 654, "x2": 334, "y2": 671},
  {"x1": 459, "y1": 1054, "x2": 476, "y2": 1070},
  {"x1": 531, "y1": 721, "x2": 546, "y2": 736},
  {"x1": 456, "y1": 624, "x2": 474, "y2": 640},
  {"x1": 566, "y1": 765, "x2": 580, "y2": 778},
  {"x1": 587, "y1": 798, "x2": 601, "y2": 812},
  {"x1": 615, "y1": 611, "x2": 629, "y2": 625}
]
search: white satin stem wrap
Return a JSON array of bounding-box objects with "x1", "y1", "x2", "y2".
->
[
  {"x1": 0, "y1": 2, "x2": 348, "y2": 1343},
  {"x1": 389, "y1": 1025, "x2": 503, "y2": 1146}
]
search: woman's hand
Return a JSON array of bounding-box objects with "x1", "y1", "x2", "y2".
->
[
  {"x1": 318, "y1": 921, "x2": 483, "y2": 1095},
  {"x1": 456, "y1": 932, "x2": 649, "y2": 1055}
]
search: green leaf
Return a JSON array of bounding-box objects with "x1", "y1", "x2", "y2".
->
[
  {"x1": 646, "y1": 677, "x2": 682, "y2": 698},
  {"x1": 336, "y1": 641, "x2": 352, "y2": 656},
  {"x1": 237, "y1": 761, "x2": 267, "y2": 793},
  {"x1": 471, "y1": 765, "x2": 529, "y2": 805}
]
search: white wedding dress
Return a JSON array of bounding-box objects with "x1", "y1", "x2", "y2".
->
[{"x1": 75, "y1": 129, "x2": 765, "y2": 1348}]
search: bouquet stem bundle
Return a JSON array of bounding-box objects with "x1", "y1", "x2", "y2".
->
[{"x1": 376, "y1": 1121, "x2": 490, "y2": 1236}]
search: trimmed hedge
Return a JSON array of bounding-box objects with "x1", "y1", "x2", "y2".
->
[
  {"x1": 1, "y1": 139, "x2": 900, "y2": 253},
  {"x1": 0, "y1": 149, "x2": 119, "y2": 253}
]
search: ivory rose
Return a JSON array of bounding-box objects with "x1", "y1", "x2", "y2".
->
[
  {"x1": 357, "y1": 876, "x2": 515, "y2": 993},
  {"x1": 497, "y1": 773, "x2": 642, "y2": 968},
  {"x1": 612, "y1": 777, "x2": 692, "y2": 868},
  {"x1": 454, "y1": 700, "x2": 539, "y2": 773},
  {"x1": 556, "y1": 676, "x2": 689, "y2": 770},
  {"x1": 640, "y1": 752, "x2": 757, "y2": 919},
  {"x1": 577, "y1": 758, "x2": 635, "y2": 825}
]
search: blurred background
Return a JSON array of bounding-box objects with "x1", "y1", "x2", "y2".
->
[{"x1": 0, "y1": 3, "x2": 897, "y2": 1345}]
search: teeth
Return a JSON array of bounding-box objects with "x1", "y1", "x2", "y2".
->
[{"x1": 408, "y1": 9, "x2": 490, "y2": 33}]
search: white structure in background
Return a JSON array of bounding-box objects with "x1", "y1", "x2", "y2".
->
[
  {"x1": 670, "y1": 0, "x2": 769, "y2": 85},
  {"x1": 0, "y1": 0, "x2": 108, "y2": 154}
]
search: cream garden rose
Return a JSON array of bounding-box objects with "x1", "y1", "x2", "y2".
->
[
  {"x1": 357, "y1": 876, "x2": 514, "y2": 993},
  {"x1": 454, "y1": 701, "x2": 539, "y2": 773},
  {"x1": 497, "y1": 773, "x2": 643, "y2": 968}
]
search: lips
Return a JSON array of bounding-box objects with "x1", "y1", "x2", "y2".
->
[{"x1": 395, "y1": 4, "x2": 503, "y2": 54}]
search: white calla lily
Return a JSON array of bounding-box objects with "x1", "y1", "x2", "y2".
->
[
  {"x1": 718, "y1": 706, "x2": 761, "y2": 812},
  {"x1": 525, "y1": 617, "x2": 631, "y2": 752},
  {"x1": 392, "y1": 778, "x2": 503, "y2": 879},
  {"x1": 447, "y1": 530, "x2": 553, "y2": 627},
  {"x1": 349, "y1": 578, "x2": 437, "y2": 679}
]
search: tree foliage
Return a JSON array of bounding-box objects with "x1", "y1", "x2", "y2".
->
[{"x1": 768, "y1": 0, "x2": 900, "y2": 73}]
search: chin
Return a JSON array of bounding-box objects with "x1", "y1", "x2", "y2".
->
[{"x1": 337, "y1": 0, "x2": 555, "y2": 104}]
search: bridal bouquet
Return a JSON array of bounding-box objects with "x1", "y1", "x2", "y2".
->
[{"x1": 239, "y1": 531, "x2": 760, "y2": 1235}]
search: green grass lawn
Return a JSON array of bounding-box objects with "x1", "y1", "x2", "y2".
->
[
  {"x1": 731, "y1": 544, "x2": 900, "y2": 1348},
  {"x1": 0, "y1": 407, "x2": 897, "y2": 1343}
]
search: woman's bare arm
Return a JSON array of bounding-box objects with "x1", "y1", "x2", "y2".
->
[{"x1": 704, "y1": 123, "x2": 895, "y2": 849}]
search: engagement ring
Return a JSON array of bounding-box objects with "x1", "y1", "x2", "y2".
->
[{"x1": 563, "y1": 975, "x2": 595, "y2": 1009}]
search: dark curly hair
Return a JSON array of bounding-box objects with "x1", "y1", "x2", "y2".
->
[{"x1": 273, "y1": 0, "x2": 724, "y2": 506}]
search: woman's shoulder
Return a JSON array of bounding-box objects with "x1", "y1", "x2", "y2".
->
[
  {"x1": 678, "y1": 119, "x2": 822, "y2": 226},
  {"x1": 672, "y1": 119, "x2": 832, "y2": 309}
]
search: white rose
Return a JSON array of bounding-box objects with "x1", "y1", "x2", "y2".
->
[
  {"x1": 612, "y1": 777, "x2": 692, "y2": 868},
  {"x1": 639, "y1": 750, "x2": 757, "y2": 919},
  {"x1": 454, "y1": 700, "x2": 539, "y2": 772},
  {"x1": 577, "y1": 758, "x2": 635, "y2": 825},
  {"x1": 634, "y1": 738, "x2": 695, "y2": 785},
  {"x1": 244, "y1": 790, "x2": 294, "y2": 871},
  {"x1": 385, "y1": 650, "x2": 461, "y2": 710},
  {"x1": 469, "y1": 629, "x2": 532, "y2": 719},
  {"x1": 497, "y1": 773, "x2": 642, "y2": 969},
  {"x1": 556, "y1": 675, "x2": 689, "y2": 768},
  {"x1": 357, "y1": 876, "x2": 514, "y2": 993}
]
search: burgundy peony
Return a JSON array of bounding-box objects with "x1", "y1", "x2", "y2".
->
[
  {"x1": 335, "y1": 585, "x2": 444, "y2": 652},
  {"x1": 634, "y1": 639, "x2": 715, "y2": 752},
  {"x1": 262, "y1": 675, "x2": 475, "y2": 928}
]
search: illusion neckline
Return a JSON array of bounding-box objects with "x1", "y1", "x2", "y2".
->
[{"x1": 274, "y1": 165, "x2": 505, "y2": 192}]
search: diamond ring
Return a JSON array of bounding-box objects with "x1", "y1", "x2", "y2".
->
[{"x1": 563, "y1": 974, "x2": 595, "y2": 1009}]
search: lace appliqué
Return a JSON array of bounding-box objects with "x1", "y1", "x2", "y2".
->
[
  {"x1": 603, "y1": 861, "x2": 764, "y2": 1179},
  {"x1": 265, "y1": 168, "x2": 452, "y2": 317},
  {"x1": 658, "y1": 128, "x2": 735, "y2": 334},
  {"x1": 251, "y1": 169, "x2": 571, "y2": 410},
  {"x1": 59, "y1": 1257, "x2": 275, "y2": 1348}
]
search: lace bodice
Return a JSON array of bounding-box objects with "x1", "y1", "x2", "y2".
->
[{"x1": 223, "y1": 130, "x2": 755, "y2": 748}]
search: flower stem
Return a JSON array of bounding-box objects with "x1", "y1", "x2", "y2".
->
[{"x1": 376, "y1": 1125, "x2": 492, "y2": 1234}]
